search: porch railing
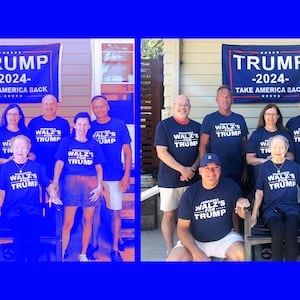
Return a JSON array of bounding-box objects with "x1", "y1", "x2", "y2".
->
[{"x1": 141, "y1": 185, "x2": 159, "y2": 201}]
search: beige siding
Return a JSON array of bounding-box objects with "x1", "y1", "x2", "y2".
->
[
  {"x1": 163, "y1": 38, "x2": 300, "y2": 134},
  {"x1": 0, "y1": 38, "x2": 92, "y2": 126},
  {"x1": 0, "y1": 39, "x2": 135, "y2": 241}
]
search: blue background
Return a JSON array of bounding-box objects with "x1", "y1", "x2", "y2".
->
[{"x1": 1, "y1": 1, "x2": 300, "y2": 298}]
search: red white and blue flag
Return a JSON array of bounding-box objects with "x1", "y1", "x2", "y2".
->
[
  {"x1": 222, "y1": 44, "x2": 300, "y2": 103},
  {"x1": 0, "y1": 43, "x2": 61, "y2": 103}
]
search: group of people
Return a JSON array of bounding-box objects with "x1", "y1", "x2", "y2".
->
[
  {"x1": 155, "y1": 85, "x2": 300, "y2": 262},
  {"x1": 0, "y1": 94, "x2": 132, "y2": 262}
]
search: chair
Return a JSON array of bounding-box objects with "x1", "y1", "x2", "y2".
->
[
  {"x1": 0, "y1": 202, "x2": 63, "y2": 262},
  {"x1": 244, "y1": 207, "x2": 300, "y2": 261}
]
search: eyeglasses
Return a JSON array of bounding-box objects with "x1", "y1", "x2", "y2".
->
[
  {"x1": 264, "y1": 113, "x2": 278, "y2": 117},
  {"x1": 7, "y1": 113, "x2": 20, "y2": 116},
  {"x1": 174, "y1": 103, "x2": 190, "y2": 108}
]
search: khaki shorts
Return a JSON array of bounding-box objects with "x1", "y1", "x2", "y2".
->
[
  {"x1": 103, "y1": 181, "x2": 122, "y2": 210},
  {"x1": 159, "y1": 186, "x2": 188, "y2": 212},
  {"x1": 174, "y1": 230, "x2": 244, "y2": 259}
]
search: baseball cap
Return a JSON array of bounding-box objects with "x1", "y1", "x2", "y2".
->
[{"x1": 200, "y1": 153, "x2": 220, "y2": 167}]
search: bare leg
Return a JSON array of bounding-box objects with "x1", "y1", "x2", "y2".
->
[
  {"x1": 161, "y1": 209, "x2": 177, "y2": 252},
  {"x1": 225, "y1": 241, "x2": 245, "y2": 261},
  {"x1": 82, "y1": 207, "x2": 96, "y2": 255},
  {"x1": 166, "y1": 246, "x2": 193, "y2": 262},
  {"x1": 111, "y1": 210, "x2": 121, "y2": 251},
  {"x1": 91, "y1": 205, "x2": 101, "y2": 248},
  {"x1": 62, "y1": 206, "x2": 78, "y2": 257}
]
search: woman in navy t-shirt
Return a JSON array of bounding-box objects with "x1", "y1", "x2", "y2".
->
[
  {"x1": 0, "y1": 103, "x2": 36, "y2": 165},
  {"x1": 0, "y1": 135, "x2": 61, "y2": 262},
  {"x1": 251, "y1": 135, "x2": 300, "y2": 261},
  {"x1": 53, "y1": 112, "x2": 105, "y2": 262}
]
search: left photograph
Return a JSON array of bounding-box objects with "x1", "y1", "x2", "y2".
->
[{"x1": 0, "y1": 38, "x2": 136, "y2": 262}]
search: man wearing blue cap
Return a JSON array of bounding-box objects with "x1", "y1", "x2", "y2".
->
[{"x1": 166, "y1": 153, "x2": 250, "y2": 261}]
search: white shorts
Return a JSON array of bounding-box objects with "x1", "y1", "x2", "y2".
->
[
  {"x1": 104, "y1": 181, "x2": 122, "y2": 210},
  {"x1": 159, "y1": 186, "x2": 188, "y2": 211},
  {"x1": 174, "y1": 231, "x2": 244, "y2": 259}
]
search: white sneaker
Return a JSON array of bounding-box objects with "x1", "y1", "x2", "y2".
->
[
  {"x1": 78, "y1": 254, "x2": 89, "y2": 262},
  {"x1": 166, "y1": 249, "x2": 172, "y2": 258}
]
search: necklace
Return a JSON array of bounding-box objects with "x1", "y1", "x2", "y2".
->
[
  {"x1": 272, "y1": 159, "x2": 285, "y2": 173},
  {"x1": 14, "y1": 160, "x2": 28, "y2": 173}
]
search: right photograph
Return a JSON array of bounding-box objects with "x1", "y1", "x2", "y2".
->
[{"x1": 141, "y1": 38, "x2": 300, "y2": 262}]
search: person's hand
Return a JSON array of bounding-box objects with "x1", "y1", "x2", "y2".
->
[
  {"x1": 191, "y1": 249, "x2": 211, "y2": 262},
  {"x1": 48, "y1": 194, "x2": 63, "y2": 207},
  {"x1": 250, "y1": 215, "x2": 257, "y2": 228},
  {"x1": 89, "y1": 187, "x2": 103, "y2": 202},
  {"x1": 119, "y1": 176, "x2": 130, "y2": 192},
  {"x1": 180, "y1": 166, "x2": 195, "y2": 181},
  {"x1": 235, "y1": 198, "x2": 250, "y2": 213},
  {"x1": 47, "y1": 183, "x2": 63, "y2": 207}
]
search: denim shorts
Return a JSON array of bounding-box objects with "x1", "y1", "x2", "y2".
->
[{"x1": 61, "y1": 175, "x2": 100, "y2": 208}]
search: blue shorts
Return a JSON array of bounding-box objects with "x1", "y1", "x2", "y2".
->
[{"x1": 62, "y1": 175, "x2": 100, "y2": 208}]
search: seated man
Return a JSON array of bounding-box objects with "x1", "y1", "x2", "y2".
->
[{"x1": 166, "y1": 153, "x2": 250, "y2": 262}]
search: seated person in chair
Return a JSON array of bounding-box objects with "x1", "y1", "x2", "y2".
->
[
  {"x1": 166, "y1": 153, "x2": 250, "y2": 262},
  {"x1": 0, "y1": 135, "x2": 62, "y2": 262},
  {"x1": 251, "y1": 135, "x2": 300, "y2": 261}
]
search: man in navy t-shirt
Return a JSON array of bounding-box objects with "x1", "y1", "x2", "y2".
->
[
  {"x1": 200, "y1": 85, "x2": 249, "y2": 191},
  {"x1": 155, "y1": 95, "x2": 201, "y2": 256},
  {"x1": 90, "y1": 95, "x2": 132, "y2": 262},
  {"x1": 166, "y1": 153, "x2": 250, "y2": 261},
  {"x1": 28, "y1": 94, "x2": 71, "y2": 180}
]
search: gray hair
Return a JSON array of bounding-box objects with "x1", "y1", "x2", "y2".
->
[{"x1": 268, "y1": 134, "x2": 289, "y2": 150}]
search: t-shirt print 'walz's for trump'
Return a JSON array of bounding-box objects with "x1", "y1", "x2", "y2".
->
[
  {"x1": 194, "y1": 198, "x2": 226, "y2": 220},
  {"x1": 10, "y1": 170, "x2": 39, "y2": 190},
  {"x1": 173, "y1": 131, "x2": 199, "y2": 148},
  {"x1": 267, "y1": 171, "x2": 296, "y2": 190},
  {"x1": 214, "y1": 123, "x2": 241, "y2": 138},
  {"x1": 35, "y1": 128, "x2": 63, "y2": 142},
  {"x1": 67, "y1": 149, "x2": 94, "y2": 166},
  {"x1": 92, "y1": 130, "x2": 116, "y2": 145}
]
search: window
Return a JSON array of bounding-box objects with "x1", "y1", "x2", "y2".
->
[{"x1": 91, "y1": 39, "x2": 135, "y2": 164}]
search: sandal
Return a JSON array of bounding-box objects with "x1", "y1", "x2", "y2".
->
[
  {"x1": 261, "y1": 247, "x2": 272, "y2": 260},
  {"x1": 3, "y1": 245, "x2": 15, "y2": 260}
]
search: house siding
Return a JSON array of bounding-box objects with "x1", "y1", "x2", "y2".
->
[
  {"x1": 0, "y1": 38, "x2": 92, "y2": 126},
  {"x1": 0, "y1": 38, "x2": 135, "y2": 244},
  {"x1": 163, "y1": 38, "x2": 300, "y2": 134}
]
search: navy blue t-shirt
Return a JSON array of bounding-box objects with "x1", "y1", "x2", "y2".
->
[
  {"x1": 246, "y1": 127, "x2": 294, "y2": 159},
  {"x1": 0, "y1": 159, "x2": 50, "y2": 220},
  {"x1": 28, "y1": 115, "x2": 71, "y2": 179},
  {"x1": 201, "y1": 111, "x2": 248, "y2": 181},
  {"x1": 0, "y1": 126, "x2": 36, "y2": 159},
  {"x1": 179, "y1": 176, "x2": 242, "y2": 242},
  {"x1": 55, "y1": 136, "x2": 106, "y2": 176},
  {"x1": 286, "y1": 116, "x2": 300, "y2": 164},
  {"x1": 89, "y1": 118, "x2": 131, "y2": 181},
  {"x1": 154, "y1": 117, "x2": 201, "y2": 188},
  {"x1": 256, "y1": 159, "x2": 300, "y2": 223}
]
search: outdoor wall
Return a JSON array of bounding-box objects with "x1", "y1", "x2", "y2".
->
[
  {"x1": 0, "y1": 38, "x2": 135, "y2": 244},
  {"x1": 0, "y1": 38, "x2": 92, "y2": 125},
  {"x1": 163, "y1": 38, "x2": 300, "y2": 134}
]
